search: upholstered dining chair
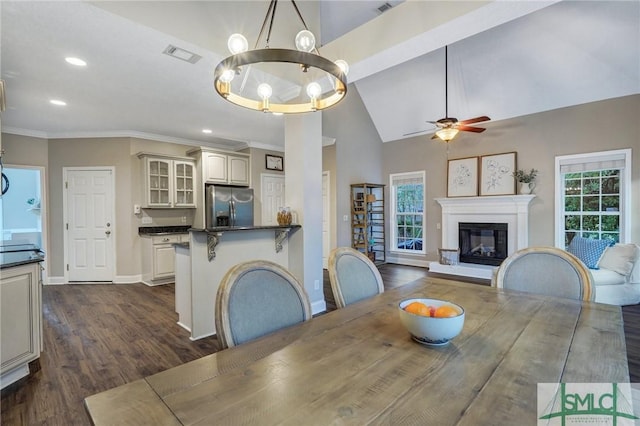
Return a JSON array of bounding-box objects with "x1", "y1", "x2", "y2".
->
[
  {"x1": 494, "y1": 246, "x2": 594, "y2": 301},
  {"x1": 328, "y1": 247, "x2": 385, "y2": 309},
  {"x1": 215, "y1": 260, "x2": 312, "y2": 349}
]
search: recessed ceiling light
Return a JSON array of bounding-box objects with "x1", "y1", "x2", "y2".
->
[
  {"x1": 202, "y1": 129, "x2": 212, "y2": 134},
  {"x1": 65, "y1": 57, "x2": 87, "y2": 66},
  {"x1": 50, "y1": 99, "x2": 67, "y2": 106}
]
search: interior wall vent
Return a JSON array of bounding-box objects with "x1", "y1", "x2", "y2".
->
[
  {"x1": 162, "y1": 45, "x2": 202, "y2": 64},
  {"x1": 377, "y1": 2, "x2": 393, "y2": 13}
]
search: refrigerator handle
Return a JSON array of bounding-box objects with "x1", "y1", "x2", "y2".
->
[{"x1": 229, "y1": 200, "x2": 236, "y2": 226}]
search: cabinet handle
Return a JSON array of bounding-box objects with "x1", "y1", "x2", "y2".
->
[{"x1": 163, "y1": 238, "x2": 170, "y2": 242}]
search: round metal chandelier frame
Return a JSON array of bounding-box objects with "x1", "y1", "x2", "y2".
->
[{"x1": 214, "y1": 49, "x2": 347, "y2": 114}]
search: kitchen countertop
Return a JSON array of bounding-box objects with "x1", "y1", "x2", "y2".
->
[
  {"x1": 190, "y1": 224, "x2": 301, "y2": 233},
  {"x1": 0, "y1": 244, "x2": 45, "y2": 269},
  {"x1": 138, "y1": 225, "x2": 191, "y2": 235}
]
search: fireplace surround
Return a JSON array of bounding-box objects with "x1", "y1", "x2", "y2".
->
[{"x1": 430, "y1": 195, "x2": 535, "y2": 279}]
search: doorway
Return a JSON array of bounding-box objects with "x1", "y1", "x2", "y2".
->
[
  {"x1": 63, "y1": 167, "x2": 115, "y2": 282},
  {"x1": 0, "y1": 165, "x2": 48, "y2": 279},
  {"x1": 261, "y1": 173, "x2": 285, "y2": 226}
]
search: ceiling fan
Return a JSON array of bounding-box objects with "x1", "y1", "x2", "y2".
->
[{"x1": 405, "y1": 45, "x2": 490, "y2": 142}]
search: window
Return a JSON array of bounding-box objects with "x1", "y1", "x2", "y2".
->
[
  {"x1": 390, "y1": 171, "x2": 425, "y2": 254},
  {"x1": 555, "y1": 149, "x2": 632, "y2": 248}
]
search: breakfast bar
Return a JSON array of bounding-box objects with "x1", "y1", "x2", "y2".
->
[
  {"x1": 180, "y1": 225, "x2": 301, "y2": 340},
  {"x1": 85, "y1": 276, "x2": 629, "y2": 424}
]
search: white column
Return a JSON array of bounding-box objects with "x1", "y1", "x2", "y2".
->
[{"x1": 284, "y1": 114, "x2": 326, "y2": 314}]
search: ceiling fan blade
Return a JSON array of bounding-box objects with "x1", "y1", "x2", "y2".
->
[
  {"x1": 459, "y1": 116, "x2": 490, "y2": 125},
  {"x1": 403, "y1": 129, "x2": 430, "y2": 137},
  {"x1": 458, "y1": 125, "x2": 486, "y2": 133}
]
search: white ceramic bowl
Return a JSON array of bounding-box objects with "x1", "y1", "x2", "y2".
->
[{"x1": 398, "y1": 298, "x2": 465, "y2": 346}]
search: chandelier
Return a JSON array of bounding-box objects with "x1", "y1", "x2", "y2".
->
[{"x1": 213, "y1": 0, "x2": 348, "y2": 114}]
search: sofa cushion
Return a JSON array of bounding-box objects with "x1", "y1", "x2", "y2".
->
[
  {"x1": 567, "y1": 236, "x2": 611, "y2": 269},
  {"x1": 590, "y1": 268, "x2": 626, "y2": 286},
  {"x1": 598, "y1": 243, "x2": 640, "y2": 278}
]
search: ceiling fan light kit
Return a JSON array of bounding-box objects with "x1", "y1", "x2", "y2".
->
[
  {"x1": 435, "y1": 128, "x2": 459, "y2": 142},
  {"x1": 213, "y1": 0, "x2": 348, "y2": 114}
]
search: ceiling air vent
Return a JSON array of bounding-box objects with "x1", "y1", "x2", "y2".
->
[
  {"x1": 162, "y1": 45, "x2": 202, "y2": 64},
  {"x1": 377, "y1": 2, "x2": 393, "y2": 13}
]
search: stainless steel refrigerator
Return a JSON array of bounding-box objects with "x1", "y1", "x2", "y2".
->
[{"x1": 205, "y1": 184, "x2": 254, "y2": 228}]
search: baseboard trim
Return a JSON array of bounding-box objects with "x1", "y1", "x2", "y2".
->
[
  {"x1": 46, "y1": 276, "x2": 65, "y2": 285},
  {"x1": 114, "y1": 275, "x2": 142, "y2": 284},
  {"x1": 384, "y1": 256, "x2": 431, "y2": 268},
  {"x1": 311, "y1": 299, "x2": 327, "y2": 316}
]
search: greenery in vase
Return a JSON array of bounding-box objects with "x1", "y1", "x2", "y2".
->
[{"x1": 512, "y1": 168, "x2": 538, "y2": 183}]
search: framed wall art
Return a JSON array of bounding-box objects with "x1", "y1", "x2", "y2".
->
[
  {"x1": 447, "y1": 156, "x2": 478, "y2": 197},
  {"x1": 265, "y1": 154, "x2": 284, "y2": 171},
  {"x1": 479, "y1": 152, "x2": 517, "y2": 196}
]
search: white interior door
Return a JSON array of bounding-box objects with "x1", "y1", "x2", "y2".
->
[
  {"x1": 322, "y1": 171, "x2": 330, "y2": 269},
  {"x1": 65, "y1": 168, "x2": 115, "y2": 282},
  {"x1": 261, "y1": 174, "x2": 285, "y2": 226}
]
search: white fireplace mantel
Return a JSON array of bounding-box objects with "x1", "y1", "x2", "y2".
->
[{"x1": 430, "y1": 195, "x2": 535, "y2": 279}]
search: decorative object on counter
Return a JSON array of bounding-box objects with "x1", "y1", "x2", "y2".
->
[
  {"x1": 447, "y1": 156, "x2": 478, "y2": 197},
  {"x1": 438, "y1": 248, "x2": 460, "y2": 265},
  {"x1": 213, "y1": 0, "x2": 348, "y2": 114},
  {"x1": 512, "y1": 168, "x2": 538, "y2": 194},
  {"x1": 277, "y1": 207, "x2": 292, "y2": 226},
  {"x1": 265, "y1": 154, "x2": 284, "y2": 171},
  {"x1": 479, "y1": 152, "x2": 517, "y2": 196}
]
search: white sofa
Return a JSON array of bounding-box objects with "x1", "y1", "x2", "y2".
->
[{"x1": 590, "y1": 243, "x2": 640, "y2": 306}]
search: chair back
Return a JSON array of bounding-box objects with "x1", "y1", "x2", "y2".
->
[
  {"x1": 328, "y1": 247, "x2": 384, "y2": 309},
  {"x1": 215, "y1": 260, "x2": 312, "y2": 349},
  {"x1": 494, "y1": 246, "x2": 594, "y2": 301}
]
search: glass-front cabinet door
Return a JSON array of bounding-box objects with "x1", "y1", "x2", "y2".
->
[
  {"x1": 147, "y1": 158, "x2": 172, "y2": 207},
  {"x1": 173, "y1": 161, "x2": 195, "y2": 207}
]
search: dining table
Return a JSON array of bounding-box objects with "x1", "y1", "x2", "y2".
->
[{"x1": 84, "y1": 276, "x2": 630, "y2": 425}]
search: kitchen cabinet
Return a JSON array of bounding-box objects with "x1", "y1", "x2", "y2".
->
[
  {"x1": 1, "y1": 262, "x2": 43, "y2": 389},
  {"x1": 141, "y1": 234, "x2": 187, "y2": 286},
  {"x1": 191, "y1": 148, "x2": 251, "y2": 186},
  {"x1": 138, "y1": 153, "x2": 196, "y2": 208}
]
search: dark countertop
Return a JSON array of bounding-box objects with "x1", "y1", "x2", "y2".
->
[
  {"x1": 1, "y1": 244, "x2": 45, "y2": 269},
  {"x1": 138, "y1": 225, "x2": 191, "y2": 235},
  {"x1": 190, "y1": 224, "x2": 301, "y2": 233}
]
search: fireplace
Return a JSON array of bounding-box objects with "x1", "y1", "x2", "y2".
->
[
  {"x1": 459, "y1": 222, "x2": 508, "y2": 266},
  {"x1": 429, "y1": 195, "x2": 534, "y2": 279}
]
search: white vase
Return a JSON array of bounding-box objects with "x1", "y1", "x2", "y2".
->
[{"x1": 519, "y1": 182, "x2": 535, "y2": 194}]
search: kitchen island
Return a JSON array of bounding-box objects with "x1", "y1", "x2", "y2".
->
[
  {"x1": 178, "y1": 225, "x2": 301, "y2": 340},
  {"x1": 0, "y1": 244, "x2": 44, "y2": 389}
]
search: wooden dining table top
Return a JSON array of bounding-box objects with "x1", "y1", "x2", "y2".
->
[{"x1": 84, "y1": 276, "x2": 629, "y2": 425}]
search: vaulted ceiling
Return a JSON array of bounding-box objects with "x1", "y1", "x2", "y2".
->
[{"x1": 1, "y1": 1, "x2": 638, "y2": 151}]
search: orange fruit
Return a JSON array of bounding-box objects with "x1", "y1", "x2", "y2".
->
[
  {"x1": 404, "y1": 301, "x2": 430, "y2": 317},
  {"x1": 434, "y1": 305, "x2": 460, "y2": 318}
]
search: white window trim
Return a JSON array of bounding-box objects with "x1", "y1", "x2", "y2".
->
[
  {"x1": 389, "y1": 170, "x2": 426, "y2": 255},
  {"x1": 554, "y1": 148, "x2": 632, "y2": 247}
]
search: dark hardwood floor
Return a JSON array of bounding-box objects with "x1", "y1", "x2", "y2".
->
[{"x1": 2, "y1": 264, "x2": 639, "y2": 425}]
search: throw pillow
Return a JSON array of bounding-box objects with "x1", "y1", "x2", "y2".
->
[
  {"x1": 567, "y1": 236, "x2": 611, "y2": 269},
  {"x1": 598, "y1": 243, "x2": 640, "y2": 277}
]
